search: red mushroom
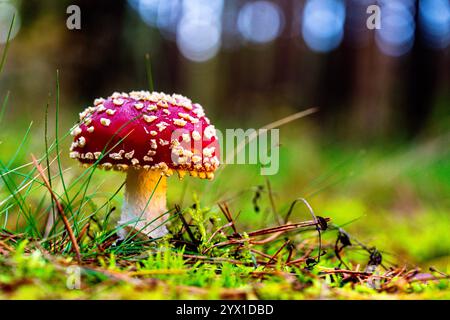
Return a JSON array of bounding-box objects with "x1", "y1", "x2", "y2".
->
[{"x1": 69, "y1": 91, "x2": 220, "y2": 239}]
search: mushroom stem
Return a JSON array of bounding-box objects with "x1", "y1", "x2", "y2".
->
[{"x1": 118, "y1": 168, "x2": 169, "y2": 239}]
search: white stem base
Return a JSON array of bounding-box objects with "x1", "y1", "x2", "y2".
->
[{"x1": 117, "y1": 169, "x2": 169, "y2": 239}]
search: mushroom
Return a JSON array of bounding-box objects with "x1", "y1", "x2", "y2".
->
[{"x1": 69, "y1": 91, "x2": 220, "y2": 239}]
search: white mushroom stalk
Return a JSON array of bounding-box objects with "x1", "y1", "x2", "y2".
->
[{"x1": 118, "y1": 168, "x2": 168, "y2": 239}]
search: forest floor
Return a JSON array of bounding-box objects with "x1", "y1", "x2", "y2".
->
[{"x1": 0, "y1": 126, "x2": 449, "y2": 299}]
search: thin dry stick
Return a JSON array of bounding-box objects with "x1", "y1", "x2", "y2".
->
[
  {"x1": 286, "y1": 248, "x2": 314, "y2": 266},
  {"x1": 204, "y1": 221, "x2": 234, "y2": 245},
  {"x1": 202, "y1": 219, "x2": 330, "y2": 253},
  {"x1": 251, "y1": 248, "x2": 278, "y2": 261},
  {"x1": 175, "y1": 204, "x2": 198, "y2": 245},
  {"x1": 265, "y1": 240, "x2": 290, "y2": 266},
  {"x1": 429, "y1": 266, "x2": 448, "y2": 277},
  {"x1": 248, "y1": 218, "x2": 329, "y2": 237},
  {"x1": 210, "y1": 108, "x2": 319, "y2": 185},
  {"x1": 251, "y1": 231, "x2": 284, "y2": 245},
  {"x1": 31, "y1": 154, "x2": 81, "y2": 263},
  {"x1": 0, "y1": 240, "x2": 14, "y2": 252},
  {"x1": 319, "y1": 269, "x2": 372, "y2": 276},
  {"x1": 183, "y1": 254, "x2": 244, "y2": 265},
  {"x1": 284, "y1": 198, "x2": 322, "y2": 262},
  {"x1": 76, "y1": 222, "x2": 90, "y2": 243},
  {"x1": 404, "y1": 275, "x2": 450, "y2": 284},
  {"x1": 233, "y1": 108, "x2": 319, "y2": 160},
  {"x1": 218, "y1": 202, "x2": 239, "y2": 236}
]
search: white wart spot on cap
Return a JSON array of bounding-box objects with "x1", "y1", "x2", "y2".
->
[
  {"x1": 70, "y1": 141, "x2": 78, "y2": 151},
  {"x1": 159, "y1": 139, "x2": 169, "y2": 146},
  {"x1": 178, "y1": 112, "x2": 190, "y2": 120},
  {"x1": 143, "y1": 115, "x2": 158, "y2": 123},
  {"x1": 192, "y1": 155, "x2": 202, "y2": 164},
  {"x1": 100, "y1": 118, "x2": 111, "y2": 126},
  {"x1": 173, "y1": 118, "x2": 187, "y2": 127},
  {"x1": 85, "y1": 152, "x2": 94, "y2": 160},
  {"x1": 156, "y1": 121, "x2": 169, "y2": 132},
  {"x1": 97, "y1": 105, "x2": 106, "y2": 113},
  {"x1": 192, "y1": 131, "x2": 201, "y2": 141},
  {"x1": 124, "y1": 150, "x2": 135, "y2": 159},
  {"x1": 192, "y1": 106, "x2": 205, "y2": 118},
  {"x1": 94, "y1": 98, "x2": 105, "y2": 106},
  {"x1": 182, "y1": 133, "x2": 191, "y2": 142},
  {"x1": 204, "y1": 125, "x2": 216, "y2": 140},
  {"x1": 109, "y1": 150, "x2": 125, "y2": 160},
  {"x1": 79, "y1": 111, "x2": 88, "y2": 121},
  {"x1": 211, "y1": 156, "x2": 220, "y2": 166},
  {"x1": 203, "y1": 147, "x2": 215, "y2": 158},
  {"x1": 147, "y1": 104, "x2": 157, "y2": 112},
  {"x1": 71, "y1": 126, "x2": 82, "y2": 136},
  {"x1": 78, "y1": 136, "x2": 86, "y2": 147},
  {"x1": 113, "y1": 98, "x2": 125, "y2": 106},
  {"x1": 157, "y1": 100, "x2": 169, "y2": 108},
  {"x1": 70, "y1": 151, "x2": 80, "y2": 159}
]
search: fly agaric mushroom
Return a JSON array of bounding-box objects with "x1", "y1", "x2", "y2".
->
[{"x1": 69, "y1": 91, "x2": 220, "y2": 239}]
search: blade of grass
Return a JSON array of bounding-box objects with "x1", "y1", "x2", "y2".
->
[
  {"x1": 0, "y1": 156, "x2": 63, "y2": 210},
  {"x1": 0, "y1": 160, "x2": 39, "y2": 235},
  {"x1": 6, "y1": 121, "x2": 33, "y2": 168},
  {"x1": 53, "y1": 71, "x2": 74, "y2": 226},
  {"x1": 0, "y1": 90, "x2": 10, "y2": 123},
  {"x1": 145, "y1": 53, "x2": 154, "y2": 92},
  {"x1": 44, "y1": 98, "x2": 56, "y2": 237},
  {"x1": 0, "y1": 14, "x2": 15, "y2": 75}
]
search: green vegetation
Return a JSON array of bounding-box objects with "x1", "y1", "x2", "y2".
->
[
  {"x1": 0, "y1": 19, "x2": 449, "y2": 300},
  {"x1": 0, "y1": 111, "x2": 448, "y2": 299}
]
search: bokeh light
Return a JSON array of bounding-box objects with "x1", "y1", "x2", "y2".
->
[
  {"x1": 176, "y1": 18, "x2": 221, "y2": 62},
  {"x1": 176, "y1": 0, "x2": 223, "y2": 62},
  {"x1": 134, "y1": 0, "x2": 160, "y2": 27},
  {"x1": 419, "y1": 0, "x2": 450, "y2": 49},
  {"x1": 0, "y1": 2, "x2": 20, "y2": 44},
  {"x1": 301, "y1": 0, "x2": 346, "y2": 53},
  {"x1": 237, "y1": 1, "x2": 283, "y2": 44},
  {"x1": 375, "y1": 0, "x2": 416, "y2": 57},
  {"x1": 127, "y1": 0, "x2": 450, "y2": 60},
  {"x1": 135, "y1": 0, "x2": 181, "y2": 38}
]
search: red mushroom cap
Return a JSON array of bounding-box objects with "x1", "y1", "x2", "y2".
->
[{"x1": 69, "y1": 91, "x2": 220, "y2": 179}]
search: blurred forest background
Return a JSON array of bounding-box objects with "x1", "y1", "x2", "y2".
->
[
  {"x1": 0, "y1": 0, "x2": 449, "y2": 272},
  {"x1": 0, "y1": 0, "x2": 448, "y2": 142}
]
